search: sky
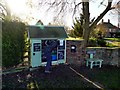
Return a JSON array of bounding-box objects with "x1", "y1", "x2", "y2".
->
[{"x1": 5, "y1": 0, "x2": 119, "y2": 28}]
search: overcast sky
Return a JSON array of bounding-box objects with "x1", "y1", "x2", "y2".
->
[{"x1": 6, "y1": 0, "x2": 119, "y2": 28}]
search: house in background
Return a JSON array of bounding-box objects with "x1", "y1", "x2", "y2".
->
[{"x1": 96, "y1": 19, "x2": 120, "y2": 38}]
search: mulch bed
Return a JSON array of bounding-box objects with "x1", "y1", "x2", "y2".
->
[
  {"x1": 2, "y1": 64, "x2": 120, "y2": 89},
  {"x1": 2, "y1": 64, "x2": 97, "y2": 89}
]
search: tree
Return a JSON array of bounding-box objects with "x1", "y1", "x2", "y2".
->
[
  {"x1": 82, "y1": 0, "x2": 116, "y2": 47},
  {"x1": 69, "y1": 14, "x2": 84, "y2": 38},
  {"x1": 110, "y1": 1, "x2": 120, "y2": 18},
  {"x1": 27, "y1": 0, "x2": 119, "y2": 47},
  {"x1": 0, "y1": 0, "x2": 11, "y2": 19}
]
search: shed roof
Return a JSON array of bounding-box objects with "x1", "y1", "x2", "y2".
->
[{"x1": 28, "y1": 25, "x2": 68, "y2": 39}]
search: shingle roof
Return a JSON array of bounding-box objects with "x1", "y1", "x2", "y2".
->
[
  {"x1": 28, "y1": 25, "x2": 68, "y2": 38},
  {"x1": 97, "y1": 22, "x2": 120, "y2": 32},
  {"x1": 102, "y1": 22, "x2": 117, "y2": 29}
]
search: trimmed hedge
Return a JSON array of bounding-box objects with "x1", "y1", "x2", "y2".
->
[{"x1": 2, "y1": 20, "x2": 26, "y2": 68}]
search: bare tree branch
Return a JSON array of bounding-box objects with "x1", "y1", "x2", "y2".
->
[
  {"x1": 0, "y1": 2, "x2": 11, "y2": 16},
  {"x1": 72, "y1": 2, "x2": 82, "y2": 18},
  {"x1": 98, "y1": 0, "x2": 106, "y2": 8},
  {"x1": 90, "y1": 1, "x2": 113, "y2": 31}
]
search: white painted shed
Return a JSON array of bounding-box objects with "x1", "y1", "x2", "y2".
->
[{"x1": 28, "y1": 25, "x2": 68, "y2": 67}]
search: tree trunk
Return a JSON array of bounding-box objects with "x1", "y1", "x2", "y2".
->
[
  {"x1": 82, "y1": 1, "x2": 90, "y2": 48},
  {"x1": 82, "y1": 1, "x2": 113, "y2": 48}
]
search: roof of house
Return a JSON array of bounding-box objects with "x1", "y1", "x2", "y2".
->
[
  {"x1": 97, "y1": 22, "x2": 120, "y2": 32},
  {"x1": 102, "y1": 22, "x2": 117, "y2": 29},
  {"x1": 28, "y1": 25, "x2": 68, "y2": 39}
]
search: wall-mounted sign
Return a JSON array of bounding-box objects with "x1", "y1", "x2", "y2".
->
[
  {"x1": 60, "y1": 40, "x2": 64, "y2": 46},
  {"x1": 58, "y1": 40, "x2": 65, "y2": 49},
  {"x1": 33, "y1": 43, "x2": 41, "y2": 52}
]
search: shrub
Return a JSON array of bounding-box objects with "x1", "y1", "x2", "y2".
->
[
  {"x1": 2, "y1": 20, "x2": 26, "y2": 68},
  {"x1": 97, "y1": 39, "x2": 106, "y2": 47},
  {"x1": 88, "y1": 39, "x2": 97, "y2": 47}
]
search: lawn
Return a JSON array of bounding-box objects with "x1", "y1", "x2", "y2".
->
[
  {"x1": 104, "y1": 38, "x2": 120, "y2": 41},
  {"x1": 71, "y1": 64, "x2": 120, "y2": 90},
  {"x1": 2, "y1": 64, "x2": 120, "y2": 90},
  {"x1": 104, "y1": 38, "x2": 120, "y2": 47}
]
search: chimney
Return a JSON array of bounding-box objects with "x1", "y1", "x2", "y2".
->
[{"x1": 108, "y1": 19, "x2": 110, "y2": 23}]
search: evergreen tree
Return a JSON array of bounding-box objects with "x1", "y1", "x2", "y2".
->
[{"x1": 69, "y1": 14, "x2": 84, "y2": 38}]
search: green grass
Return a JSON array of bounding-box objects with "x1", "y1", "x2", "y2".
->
[
  {"x1": 93, "y1": 68, "x2": 119, "y2": 89},
  {"x1": 71, "y1": 65, "x2": 120, "y2": 90},
  {"x1": 104, "y1": 38, "x2": 120, "y2": 47},
  {"x1": 66, "y1": 37, "x2": 83, "y2": 40},
  {"x1": 104, "y1": 38, "x2": 120, "y2": 41}
]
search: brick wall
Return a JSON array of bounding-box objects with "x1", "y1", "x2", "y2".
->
[
  {"x1": 86, "y1": 47, "x2": 120, "y2": 66},
  {"x1": 66, "y1": 40, "x2": 85, "y2": 65},
  {"x1": 66, "y1": 40, "x2": 120, "y2": 66}
]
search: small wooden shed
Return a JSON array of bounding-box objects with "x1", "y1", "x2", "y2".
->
[{"x1": 28, "y1": 25, "x2": 68, "y2": 67}]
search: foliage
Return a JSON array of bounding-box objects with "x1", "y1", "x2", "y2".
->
[
  {"x1": 88, "y1": 38, "x2": 97, "y2": 47},
  {"x1": 97, "y1": 39, "x2": 107, "y2": 47},
  {"x1": 26, "y1": 0, "x2": 119, "y2": 47},
  {"x1": 68, "y1": 30, "x2": 76, "y2": 38},
  {"x1": 69, "y1": 14, "x2": 84, "y2": 38},
  {"x1": 2, "y1": 19, "x2": 26, "y2": 68},
  {"x1": 114, "y1": 32, "x2": 120, "y2": 38},
  {"x1": 90, "y1": 28, "x2": 103, "y2": 39},
  {"x1": 0, "y1": 1, "x2": 11, "y2": 19},
  {"x1": 91, "y1": 30, "x2": 107, "y2": 47},
  {"x1": 94, "y1": 24, "x2": 107, "y2": 38},
  {"x1": 87, "y1": 37, "x2": 120, "y2": 47}
]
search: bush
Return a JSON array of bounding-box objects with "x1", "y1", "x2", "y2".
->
[
  {"x1": 2, "y1": 20, "x2": 26, "y2": 68},
  {"x1": 88, "y1": 39, "x2": 97, "y2": 47},
  {"x1": 97, "y1": 39, "x2": 106, "y2": 47}
]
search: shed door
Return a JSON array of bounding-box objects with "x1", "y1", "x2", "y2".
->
[{"x1": 31, "y1": 40, "x2": 41, "y2": 67}]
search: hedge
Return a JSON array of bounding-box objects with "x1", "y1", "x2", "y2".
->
[{"x1": 2, "y1": 20, "x2": 26, "y2": 68}]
